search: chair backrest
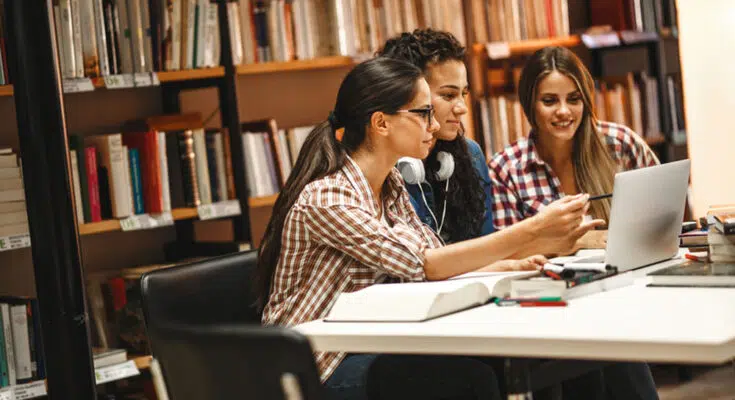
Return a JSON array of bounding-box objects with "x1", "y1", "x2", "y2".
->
[
  {"x1": 157, "y1": 323, "x2": 324, "y2": 400},
  {"x1": 140, "y1": 250, "x2": 261, "y2": 330}
]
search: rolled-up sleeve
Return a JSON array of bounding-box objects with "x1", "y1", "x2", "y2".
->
[{"x1": 299, "y1": 187, "x2": 430, "y2": 282}]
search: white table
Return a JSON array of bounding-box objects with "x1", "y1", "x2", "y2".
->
[{"x1": 295, "y1": 257, "x2": 735, "y2": 397}]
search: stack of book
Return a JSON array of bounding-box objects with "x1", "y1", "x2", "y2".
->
[
  {"x1": 69, "y1": 114, "x2": 237, "y2": 224},
  {"x1": 708, "y1": 204, "x2": 735, "y2": 263},
  {"x1": 0, "y1": 149, "x2": 28, "y2": 241}
]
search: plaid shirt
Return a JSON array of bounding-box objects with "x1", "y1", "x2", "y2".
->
[
  {"x1": 262, "y1": 156, "x2": 443, "y2": 382},
  {"x1": 488, "y1": 121, "x2": 660, "y2": 229}
]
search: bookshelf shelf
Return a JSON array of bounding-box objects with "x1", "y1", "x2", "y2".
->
[
  {"x1": 249, "y1": 194, "x2": 279, "y2": 208},
  {"x1": 79, "y1": 207, "x2": 199, "y2": 235},
  {"x1": 0, "y1": 85, "x2": 13, "y2": 97},
  {"x1": 473, "y1": 35, "x2": 582, "y2": 59},
  {"x1": 236, "y1": 56, "x2": 355, "y2": 76},
  {"x1": 157, "y1": 67, "x2": 226, "y2": 82}
]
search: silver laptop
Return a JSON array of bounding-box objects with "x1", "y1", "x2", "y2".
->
[{"x1": 571, "y1": 159, "x2": 691, "y2": 272}]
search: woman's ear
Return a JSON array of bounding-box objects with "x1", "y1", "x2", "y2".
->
[{"x1": 370, "y1": 111, "x2": 391, "y2": 138}]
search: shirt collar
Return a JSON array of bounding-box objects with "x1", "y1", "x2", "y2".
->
[
  {"x1": 521, "y1": 131, "x2": 548, "y2": 170},
  {"x1": 341, "y1": 156, "x2": 404, "y2": 214}
]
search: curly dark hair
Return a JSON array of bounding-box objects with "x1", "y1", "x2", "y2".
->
[{"x1": 378, "y1": 29, "x2": 487, "y2": 242}]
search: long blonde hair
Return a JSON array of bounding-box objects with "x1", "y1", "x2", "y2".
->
[{"x1": 518, "y1": 46, "x2": 617, "y2": 222}]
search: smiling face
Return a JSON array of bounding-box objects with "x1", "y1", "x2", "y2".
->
[
  {"x1": 533, "y1": 70, "x2": 585, "y2": 143},
  {"x1": 426, "y1": 60, "x2": 470, "y2": 142}
]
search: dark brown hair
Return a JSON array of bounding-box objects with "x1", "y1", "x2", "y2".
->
[{"x1": 254, "y1": 57, "x2": 423, "y2": 310}]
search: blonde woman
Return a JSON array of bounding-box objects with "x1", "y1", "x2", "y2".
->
[{"x1": 489, "y1": 46, "x2": 659, "y2": 248}]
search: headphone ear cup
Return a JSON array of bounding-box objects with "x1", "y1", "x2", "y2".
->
[
  {"x1": 397, "y1": 157, "x2": 426, "y2": 185},
  {"x1": 434, "y1": 151, "x2": 455, "y2": 182}
]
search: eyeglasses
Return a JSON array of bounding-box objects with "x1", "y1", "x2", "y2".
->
[{"x1": 395, "y1": 106, "x2": 435, "y2": 125}]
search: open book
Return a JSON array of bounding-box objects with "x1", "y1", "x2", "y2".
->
[{"x1": 325, "y1": 271, "x2": 538, "y2": 322}]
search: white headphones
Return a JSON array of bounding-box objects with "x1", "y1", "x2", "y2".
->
[{"x1": 397, "y1": 151, "x2": 455, "y2": 235}]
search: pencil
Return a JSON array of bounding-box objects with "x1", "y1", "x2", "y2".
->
[{"x1": 589, "y1": 193, "x2": 612, "y2": 201}]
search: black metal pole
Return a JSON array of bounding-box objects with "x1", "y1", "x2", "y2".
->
[
  {"x1": 216, "y1": 0, "x2": 251, "y2": 242},
  {"x1": 3, "y1": 1, "x2": 96, "y2": 399}
]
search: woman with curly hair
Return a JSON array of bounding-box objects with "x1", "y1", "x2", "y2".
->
[{"x1": 377, "y1": 29, "x2": 492, "y2": 244}]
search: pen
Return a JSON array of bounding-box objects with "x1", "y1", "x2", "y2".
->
[
  {"x1": 589, "y1": 193, "x2": 612, "y2": 201},
  {"x1": 497, "y1": 300, "x2": 568, "y2": 307},
  {"x1": 542, "y1": 269, "x2": 563, "y2": 280},
  {"x1": 496, "y1": 297, "x2": 562, "y2": 303}
]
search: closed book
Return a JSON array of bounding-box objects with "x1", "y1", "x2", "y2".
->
[
  {"x1": 85, "y1": 146, "x2": 102, "y2": 222},
  {"x1": 648, "y1": 262, "x2": 735, "y2": 287},
  {"x1": 205, "y1": 131, "x2": 220, "y2": 203},
  {"x1": 128, "y1": 148, "x2": 145, "y2": 214},
  {"x1": 165, "y1": 131, "x2": 186, "y2": 209},
  {"x1": 510, "y1": 269, "x2": 631, "y2": 300},
  {"x1": 178, "y1": 131, "x2": 200, "y2": 207},
  {"x1": 86, "y1": 134, "x2": 132, "y2": 218},
  {"x1": 192, "y1": 129, "x2": 212, "y2": 204},
  {"x1": 0, "y1": 304, "x2": 16, "y2": 385},
  {"x1": 69, "y1": 136, "x2": 91, "y2": 222},
  {"x1": 0, "y1": 304, "x2": 8, "y2": 386},
  {"x1": 326, "y1": 271, "x2": 537, "y2": 322}
]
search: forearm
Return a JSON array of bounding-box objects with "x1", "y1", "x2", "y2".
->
[{"x1": 423, "y1": 218, "x2": 539, "y2": 280}]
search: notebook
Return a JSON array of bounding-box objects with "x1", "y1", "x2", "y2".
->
[{"x1": 325, "y1": 271, "x2": 538, "y2": 322}]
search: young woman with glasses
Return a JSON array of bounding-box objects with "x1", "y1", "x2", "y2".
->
[{"x1": 255, "y1": 57, "x2": 600, "y2": 399}]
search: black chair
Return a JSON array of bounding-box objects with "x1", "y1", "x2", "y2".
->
[
  {"x1": 151, "y1": 323, "x2": 324, "y2": 400},
  {"x1": 140, "y1": 251, "x2": 324, "y2": 399},
  {"x1": 140, "y1": 250, "x2": 261, "y2": 328}
]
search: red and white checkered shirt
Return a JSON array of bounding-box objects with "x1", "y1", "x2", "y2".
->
[
  {"x1": 262, "y1": 156, "x2": 443, "y2": 382},
  {"x1": 488, "y1": 121, "x2": 660, "y2": 229}
]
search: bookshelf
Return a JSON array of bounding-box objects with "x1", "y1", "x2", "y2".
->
[
  {"x1": 472, "y1": 35, "x2": 583, "y2": 59},
  {"x1": 248, "y1": 194, "x2": 279, "y2": 208},
  {"x1": 0, "y1": 85, "x2": 12, "y2": 97},
  {"x1": 237, "y1": 56, "x2": 356, "y2": 76}
]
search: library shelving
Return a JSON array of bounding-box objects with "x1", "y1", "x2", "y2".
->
[
  {"x1": 236, "y1": 56, "x2": 356, "y2": 76},
  {"x1": 0, "y1": 85, "x2": 12, "y2": 97},
  {"x1": 248, "y1": 194, "x2": 279, "y2": 209}
]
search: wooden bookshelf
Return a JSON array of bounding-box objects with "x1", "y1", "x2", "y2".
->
[
  {"x1": 0, "y1": 85, "x2": 13, "y2": 96},
  {"x1": 237, "y1": 56, "x2": 355, "y2": 76},
  {"x1": 79, "y1": 207, "x2": 199, "y2": 235},
  {"x1": 472, "y1": 35, "x2": 582, "y2": 59},
  {"x1": 646, "y1": 136, "x2": 667, "y2": 146},
  {"x1": 157, "y1": 67, "x2": 225, "y2": 82},
  {"x1": 249, "y1": 194, "x2": 279, "y2": 208}
]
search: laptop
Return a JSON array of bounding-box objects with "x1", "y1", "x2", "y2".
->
[{"x1": 562, "y1": 159, "x2": 691, "y2": 272}]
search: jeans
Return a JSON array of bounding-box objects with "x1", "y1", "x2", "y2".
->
[
  {"x1": 324, "y1": 354, "x2": 657, "y2": 400},
  {"x1": 324, "y1": 354, "x2": 502, "y2": 400}
]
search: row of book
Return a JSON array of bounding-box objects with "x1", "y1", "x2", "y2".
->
[
  {"x1": 590, "y1": 0, "x2": 679, "y2": 34},
  {"x1": 69, "y1": 127, "x2": 237, "y2": 223},
  {"x1": 229, "y1": 0, "x2": 468, "y2": 65},
  {"x1": 0, "y1": 298, "x2": 45, "y2": 387},
  {"x1": 466, "y1": 0, "x2": 571, "y2": 45},
  {"x1": 53, "y1": 0, "x2": 221, "y2": 79},
  {"x1": 240, "y1": 122, "x2": 311, "y2": 198},
  {"x1": 0, "y1": 150, "x2": 28, "y2": 239}
]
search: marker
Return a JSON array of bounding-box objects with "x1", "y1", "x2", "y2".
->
[
  {"x1": 542, "y1": 269, "x2": 563, "y2": 280},
  {"x1": 495, "y1": 297, "x2": 562, "y2": 303},
  {"x1": 520, "y1": 301, "x2": 567, "y2": 307},
  {"x1": 589, "y1": 193, "x2": 612, "y2": 201}
]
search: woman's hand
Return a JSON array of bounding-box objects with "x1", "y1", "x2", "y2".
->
[
  {"x1": 576, "y1": 230, "x2": 608, "y2": 249},
  {"x1": 477, "y1": 255, "x2": 548, "y2": 272},
  {"x1": 530, "y1": 194, "x2": 606, "y2": 256}
]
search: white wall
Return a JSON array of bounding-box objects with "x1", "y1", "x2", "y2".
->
[{"x1": 676, "y1": 0, "x2": 735, "y2": 216}]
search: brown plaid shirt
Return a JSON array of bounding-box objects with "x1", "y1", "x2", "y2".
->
[
  {"x1": 262, "y1": 156, "x2": 443, "y2": 382},
  {"x1": 489, "y1": 121, "x2": 660, "y2": 229}
]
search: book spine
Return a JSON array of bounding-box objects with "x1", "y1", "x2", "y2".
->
[
  {"x1": 79, "y1": 0, "x2": 101, "y2": 77},
  {"x1": 178, "y1": 131, "x2": 200, "y2": 206},
  {"x1": 128, "y1": 148, "x2": 145, "y2": 214},
  {"x1": 213, "y1": 132, "x2": 228, "y2": 202},
  {"x1": 59, "y1": 0, "x2": 77, "y2": 78},
  {"x1": 93, "y1": 0, "x2": 110, "y2": 75},
  {"x1": 85, "y1": 146, "x2": 102, "y2": 222},
  {"x1": 192, "y1": 129, "x2": 212, "y2": 204},
  {"x1": 157, "y1": 132, "x2": 172, "y2": 212},
  {"x1": 9, "y1": 304, "x2": 31, "y2": 382},
  {"x1": 105, "y1": 0, "x2": 121, "y2": 74},
  {"x1": 0, "y1": 304, "x2": 16, "y2": 386},
  {"x1": 29, "y1": 300, "x2": 45, "y2": 380},
  {"x1": 221, "y1": 129, "x2": 236, "y2": 200},
  {"x1": 139, "y1": 0, "x2": 154, "y2": 72},
  {"x1": 70, "y1": 150, "x2": 85, "y2": 223},
  {"x1": 70, "y1": 0, "x2": 86, "y2": 77},
  {"x1": 0, "y1": 305, "x2": 8, "y2": 387},
  {"x1": 116, "y1": 0, "x2": 134, "y2": 73},
  {"x1": 205, "y1": 132, "x2": 220, "y2": 202}
]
